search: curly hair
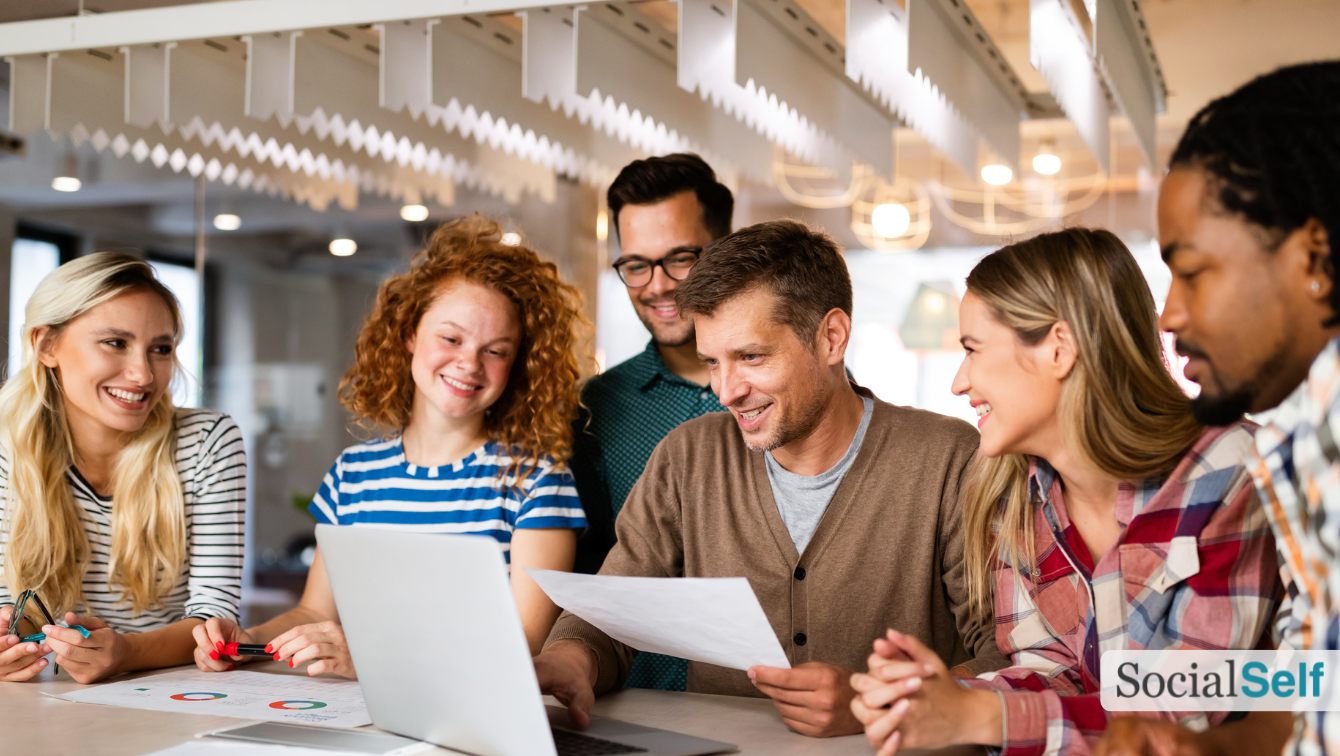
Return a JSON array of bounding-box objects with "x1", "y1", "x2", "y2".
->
[{"x1": 339, "y1": 215, "x2": 589, "y2": 484}]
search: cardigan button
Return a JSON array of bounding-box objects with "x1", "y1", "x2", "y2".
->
[
  {"x1": 794, "y1": 566, "x2": 806, "y2": 581},
  {"x1": 794, "y1": 632, "x2": 807, "y2": 646}
]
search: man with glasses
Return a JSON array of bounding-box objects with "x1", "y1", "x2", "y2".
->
[{"x1": 568, "y1": 154, "x2": 732, "y2": 692}]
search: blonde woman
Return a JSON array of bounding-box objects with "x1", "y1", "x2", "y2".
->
[
  {"x1": 849, "y1": 228, "x2": 1281, "y2": 755},
  {"x1": 0, "y1": 253, "x2": 245, "y2": 684}
]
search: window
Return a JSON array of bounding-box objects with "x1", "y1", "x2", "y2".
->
[
  {"x1": 149, "y1": 260, "x2": 203, "y2": 409},
  {"x1": 8, "y1": 239, "x2": 62, "y2": 379}
]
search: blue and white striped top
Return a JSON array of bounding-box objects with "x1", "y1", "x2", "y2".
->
[{"x1": 309, "y1": 436, "x2": 586, "y2": 569}]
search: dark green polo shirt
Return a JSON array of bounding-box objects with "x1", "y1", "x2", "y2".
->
[{"x1": 570, "y1": 339, "x2": 724, "y2": 691}]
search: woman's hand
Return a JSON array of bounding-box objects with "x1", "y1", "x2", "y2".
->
[
  {"x1": 42, "y1": 613, "x2": 126, "y2": 684},
  {"x1": 0, "y1": 605, "x2": 52, "y2": 682},
  {"x1": 192, "y1": 617, "x2": 255, "y2": 673},
  {"x1": 850, "y1": 630, "x2": 1001, "y2": 755},
  {"x1": 268, "y1": 621, "x2": 356, "y2": 678}
]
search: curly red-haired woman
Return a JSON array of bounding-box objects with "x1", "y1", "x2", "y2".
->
[{"x1": 191, "y1": 216, "x2": 591, "y2": 677}]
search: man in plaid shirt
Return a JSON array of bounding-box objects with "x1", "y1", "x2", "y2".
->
[{"x1": 1099, "y1": 62, "x2": 1340, "y2": 756}]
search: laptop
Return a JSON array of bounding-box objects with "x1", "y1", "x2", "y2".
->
[{"x1": 316, "y1": 524, "x2": 735, "y2": 756}]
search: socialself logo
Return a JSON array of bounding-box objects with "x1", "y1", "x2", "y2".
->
[{"x1": 1101, "y1": 651, "x2": 1340, "y2": 712}]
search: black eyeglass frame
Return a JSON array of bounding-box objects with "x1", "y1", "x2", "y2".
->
[
  {"x1": 611, "y1": 248, "x2": 702, "y2": 288},
  {"x1": 10, "y1": 589, "x2": 56, "y2": 639}
]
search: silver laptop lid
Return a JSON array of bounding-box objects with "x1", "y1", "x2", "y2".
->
[{"x1": 316, "y1": 524, "x2": 557, "y2": 756}]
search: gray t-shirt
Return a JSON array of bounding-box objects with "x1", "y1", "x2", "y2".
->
[{"x1": 764, "y1": 394, "x2": 874, "y2": 554}]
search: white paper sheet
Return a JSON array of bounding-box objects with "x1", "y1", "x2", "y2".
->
[
  {"x1": 144, "y1": 743, "x2": 366, "y2": 756},
  {"x1": 51, "y1": 669, "x2": 372, "y2": 727},
  {"x1": 527, "y1": 569, "x2": 791, "y2": 670}
]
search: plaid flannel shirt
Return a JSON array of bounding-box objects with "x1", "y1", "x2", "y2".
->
[
  {"x1": 1250, "y1": 336, "x2": 1340, "y2": 756},
  {"x1": 961, "y1": 422, "x2": 1281, "y2": 756}
]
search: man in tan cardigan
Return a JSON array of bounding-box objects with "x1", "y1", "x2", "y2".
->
[{"x1": 537, "y1": 219, "x2": 1006, "y2": 737}]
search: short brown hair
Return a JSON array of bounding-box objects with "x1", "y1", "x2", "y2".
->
[
  {"x1": 674, "y1": 219, "x2": 851, "y2": 345},
  {"x1": 339, "y1": 215, "x2": 588, "y2": 474}
]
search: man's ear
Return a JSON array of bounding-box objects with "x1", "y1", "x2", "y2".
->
[
  {"x1": 816, "y1": 308, "x2": 852, "y2": 368},
  {"x1": 1291, "y1": 217, "x2": 1334, "y2": 303},
  {"x1": 1048, "y1": 321, "x2": 1078, "y2": 380},
  {"x1": 33, "y1": 326, "x2": 59, "y2": 369}
]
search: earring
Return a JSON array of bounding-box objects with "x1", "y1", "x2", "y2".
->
[{"x1": 1313, "y1": 280, "x2": 1323, "y2": 293}]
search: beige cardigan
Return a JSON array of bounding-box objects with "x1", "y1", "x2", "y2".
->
[{"x1": 547, "y1": 391, "x2": 1008, "y2": 697}]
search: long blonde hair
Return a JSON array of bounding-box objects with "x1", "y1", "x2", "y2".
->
[
  {"x1": 0, "y1": 252, "x2": 186, "y2": 616},
  {"x1": 962, "y1": 228, "x2": 1203, "y2": 621}
]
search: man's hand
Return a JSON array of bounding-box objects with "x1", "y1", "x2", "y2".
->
[
  {"x1": 534, "y1": 641, "x2": 598, "y2": 727},
  {"x1": 43, "y1": 613, "x2": 124, "y2": 684},
  {"x1": 1095, "y1": 712, "x2": 1293, "y2": 756},
  {"x1": 0, "y1": 604, "x2": 51, "y2": 682},
  {"x1": 748, "y1": 661, "x2": 863, "y2": 737}
]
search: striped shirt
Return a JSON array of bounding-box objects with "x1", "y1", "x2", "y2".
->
[
  {"x1": 308, "y1": 436, "x2": 586, "y2": 570},
  {"x1": 961, "y1": 422, "x2": 1282, "y2": 756},
  {"x1": 0, "y1": 409, "x2": 247, "y2": 632},
  {"x1": 1250, "y1": 336, "x2": 1340, "y2": 756}
]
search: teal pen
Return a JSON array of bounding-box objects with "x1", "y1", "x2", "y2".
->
[{"x1": 19, "y1": 624, "x2": 91, "y2": 643}]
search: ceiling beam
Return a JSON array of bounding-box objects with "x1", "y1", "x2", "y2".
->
[{"x1": 0, "y1": 0, "x2": 558, "y2": 57}]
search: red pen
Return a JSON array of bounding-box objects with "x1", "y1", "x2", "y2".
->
[{"x1": 209, "y1": 642, "x2": 273, "y2": 660}]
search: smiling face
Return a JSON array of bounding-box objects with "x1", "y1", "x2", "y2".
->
[
  {"x1": 951, "y1": 292, "x2": 1067, "y2": 458},
  {"x1": 694, "y1": 286, "x2": 833, "y2": 452},
  {"x1": 1157, "y1": 168, "x2": 1333, "y2": 420},
  {"x1": 407, "y1": 279, "x2": 522, "y2": 425},
  {"x1": 37, "y1": 289, "x2": 177, "y2": 437},
  {"x1": 616, "y1": 191, "x2": 715, "y2": 348}
]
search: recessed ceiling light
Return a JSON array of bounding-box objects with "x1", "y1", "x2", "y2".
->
[
  {"x1": 400, "y1": 204, "x2": 429, "y2": 222},
  {"x1": 51, "y1": 176, "x2": 82, "y2": 192},
  {"x1": 329, "y1": 238, "x2": 357, "y2": 256},
  {"x1": 980, "y1": 165, "x2": 1013, "y2": 186},
  {"x1": 213, "y1": 213, "x2": 241, "y2": 231}
]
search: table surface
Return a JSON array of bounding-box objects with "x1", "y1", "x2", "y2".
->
[{"x1": 5, "y1": 662, "x2": 981, "y2": 756}]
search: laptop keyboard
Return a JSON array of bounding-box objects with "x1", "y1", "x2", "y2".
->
[{"x1": 551, "y1": 728, "x2": 649, "y2": 755}]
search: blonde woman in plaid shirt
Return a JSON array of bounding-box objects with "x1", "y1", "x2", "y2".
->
[{"x1": 848, "y1": 228, "x2": 1283, "y2": 756}]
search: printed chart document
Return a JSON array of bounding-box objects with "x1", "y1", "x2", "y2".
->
[
  {"x1": 527, "y1": 569, "x2": 790, "y2": 670},
  {"x1": 51, "y1": 669, "x2": 372, "y2": 727}
]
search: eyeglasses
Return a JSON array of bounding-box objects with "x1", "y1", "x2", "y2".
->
[
  {"x1": 10, "y1": 589, "x2": 56, "y2": 641},
  {"x1": 612, "y1": 248, "x2": 701, "y2": 288}
]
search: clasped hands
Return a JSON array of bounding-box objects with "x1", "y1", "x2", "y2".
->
[
  {"x1": 850, "y1": 629, "x2": 1001, "y2": 755},
  {"x1": 192, "y1": 617, "x2": 358, "y2": 678}
]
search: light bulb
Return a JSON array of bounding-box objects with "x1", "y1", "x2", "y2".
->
[
  {"x1": 329, "y1": 238, "x2": 357, "y2": 257},
  {"x1": 400, "y1": 204, "x2": 429, "y2": 222},
  {"x1": 871, "y1": 203, "x2": 911, "y2": 239},
  {"x1": 213, "y1": 213, "x2": 241, "y2": 231},
  {"x1": 51, "y1": 176, "x2": 82, "y2": 192},
  {"x1": 500, "y1": 232, "x2": 521, "y2": 247},
  {"x1": 1032, "y1": 153, "x2": 1062, "y2": 175},
  {"x1": 980, "y1": 165, "x2": 1013, "y2": 186},
  {"x1": 596, "y1": 211, "x2": 609, "y2": 242}
]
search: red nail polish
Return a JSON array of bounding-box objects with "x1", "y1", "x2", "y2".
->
[
  {"x1": 288, "y1": 660, "x2": 295, "y2": 668},
  {"x1": 265, "y1": 644, "x2": 273, "y2": 653},
  {"x1": 227, "y1": 664, "x2": 235, "y2": 671},
  {"x1": 273, "y1": 653, "x2": 281, "y2": 661},
  {"x1": 215, "y1": 640, "x2": 224, "y2": 650},
  {"x1": 209, "y1": 650, "x2": 219, "y2": 660}
]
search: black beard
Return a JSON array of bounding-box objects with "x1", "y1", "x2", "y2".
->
[{"x1": 1189, "y1": 390, "x2": 1254, "y2": 427}]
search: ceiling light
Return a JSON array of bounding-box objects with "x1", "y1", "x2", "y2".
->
[
  {"x1": 400, "y1": 204, "x2": 429, "y2": 222},
  {"x1": 500, "y1": 232, "x2": 521, "y2": 247},
  {"x1": 871, "y1": 203, "x2": 911, "y2": 239},
  {"x1": 1032, "y1": 153, "x2": 1062, "y2": 176},
  {"x1": 329, "y1": 238, "x2": 357, "y2": 257},
  {"x1": 980, "y1": 165, "x2": 1013, "y2": 186},
  {"x1": 51, "y1": 176, "x2": 81, "y2": 192},
  {"x1": 213, "y1": 213, "x2": 241, "y2": 231}
]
